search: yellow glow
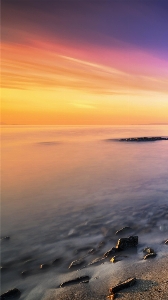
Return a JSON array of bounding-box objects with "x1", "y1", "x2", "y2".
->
[{"x1": 2, "y1": 86, "x2": 168, "y2": 125}]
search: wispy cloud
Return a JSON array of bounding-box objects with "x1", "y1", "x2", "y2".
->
[
  {"x1": 70, "y1": 102, "x2": 96, "y2": 109},
  {"x1": 1, "y1": 41, "x2": 168, "y2": 95},
  {"x1": 59, "y1": 55, "x2": 125, "y2": 75}
]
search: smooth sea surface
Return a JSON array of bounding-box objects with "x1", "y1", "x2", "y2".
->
[{"x1": 1, "y1": 125, "x2": 168, "y2": 299}]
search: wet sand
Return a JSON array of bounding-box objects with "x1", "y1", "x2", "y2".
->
[{"x1": 43, "y1": 250, "x2": 168, "y2": 300}]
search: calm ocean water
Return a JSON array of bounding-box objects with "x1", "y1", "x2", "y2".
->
[{"x1": 1, "y1": 125, "x2": 168, "y2": 299}]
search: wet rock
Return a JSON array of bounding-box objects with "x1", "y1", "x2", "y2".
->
[
  {"x1": 75, "y1": 246, "x2": 93, "y2": 254},
  {"x1": 60, "y1": 276, "x2": 90, "y2": 287},
  {"x1": 109, "y1": 277, "x2": 136, "y2": 294},
  {"x1": 107, "y1": 293, "x2": 115, "y2": 300},
  {"x1": 52, "y1": 258, "x2": 62, "y2": 265},
  {"x1": 144, "y1": 253, "x2": 157, "y2": 259},
  {"x1": 116, "y1": 236, "x2": 138, "y2": 250},
  {"x1": 115, "y1": 226, "x2": 132, "y2": 235},
  {"x1": 104, "y1": 247, "x2": 118, "y2": 258},
  {"x1": 0, "y1": 288, "x2": 21, "y2": 299},
  {"x1": 69, "y1": 258, "x2": 86, "y2": 269},
  {"x1": 88, "y1": 257, "x2": 105, "y2": 266},
  {"x1": 165, "y1": 240, "x2": 168, "y2": 244},
  {"x1": 110, "y1": 256, "x2": 118, "y2": 263},
  {"x1": 88, "y1": 248, "x2": 96, "y2": 254},
  {"x1": 97, "y1": 241, "x2": 106, "y2": 248},
  {"x1": 143, "y1": 247, "x2": 155, "y2": 254},
  {"x1": 21, "y1": 270, "x2": 31, "y2": 277}
]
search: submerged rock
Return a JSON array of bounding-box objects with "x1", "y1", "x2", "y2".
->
[
  {"x1": 88, "y1": 257, "x2": 105, "y2": 266},
  {"x1": 21, "y1": 270, "x2": 31, "y2": 276},
  {"x1": 116, "y1": 236, "x2": 138, "y2": 250},
  {"x1": 88, "y1": 248, "x2": 96, "y2": 254},
  {"x1": 75, "y1": 246, "x2": 93, "y2": 254},
  {"x1": 40, "y1": 264, "x2": 50, "y2": 269},
  {"x1": 97, "y1": 241, "x2": 106, "y2": 248},
  {"x1": 115, "y1": 226, "x2": 132, "y2": 235},
  {"x1": 1, "y1": 236, "x2": 10, "y2": 241},
  {"x1": 69, "y1": 258, "x2": 86, "y2": 269},
  {"x1": 0, "y1": 288, "x2": 21, "y2": 299},
  {"x1": 52, "y1": 258, "x2": 62, "y2": 266},
  {"x1": 109, "y1": 277, "x2": 136, "y2": 294},
  {"x1": 60, "y1": 276, "x2": 90, "y2": 287}
]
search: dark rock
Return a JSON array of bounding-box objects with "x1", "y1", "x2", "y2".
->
[
  {"x1": 104, "y1": 247, "x2": 118, "y2": 258},
  {"x1": 165, "y1": 240, "x2": 168, "y2": 245},
  {"x1": 143, "y1": 247, "x2": 155, "y2": 254},
  {"x1": 0, "y1": 288, "x2": 21, "y2": 299},
  {"x1": 115, "y1": 226, "x2": 132, "y2": 235},
  {"x1": 144, "y1": 253, "x2": 157, "y2": 259},
  {"x1": 60, "y1": 276, "x2": 90, "y2": 288},
  {"x1": 119, "y1": 137, "x2": 168, "y2": 142},
  {"x1": 51, "y1": 258, "x2": 62, "y2": 265},
  {"x1": 116, "y1": 236, "x2": 138, "y2": 250},
  {"x1": 21, "y1": 270, "x2": 31, "y2": 277},
  {"x1": 88, "y1": 248, "x2": 96, "y2": 254},
  {"x1": 109, "y1": 277, "x2": 136, "y2": 294},
  {"x1": 75, "y1": 246, "x2": 92, "y2": 254}
]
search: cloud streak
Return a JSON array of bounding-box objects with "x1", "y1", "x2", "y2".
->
[{"x1": 2, "y1": 41, "x2": 168, "y2": 95}]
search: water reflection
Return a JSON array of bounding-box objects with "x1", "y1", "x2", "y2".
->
[{"x1": 1, "y1": 125, "x2": 168, "y2": 299}]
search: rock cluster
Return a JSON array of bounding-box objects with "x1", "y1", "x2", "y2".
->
[{"x1": 120, "y1": 137, "x2": 168, "y2": 142}]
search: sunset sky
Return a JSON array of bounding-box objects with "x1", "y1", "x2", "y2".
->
[{"x1": 1, "y1": 0, "x2": 168, "y2": 125}]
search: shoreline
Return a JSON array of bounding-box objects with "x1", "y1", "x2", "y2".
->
[{"x1": 43, "y1": 250, "x2": 168, "y2": 300}]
